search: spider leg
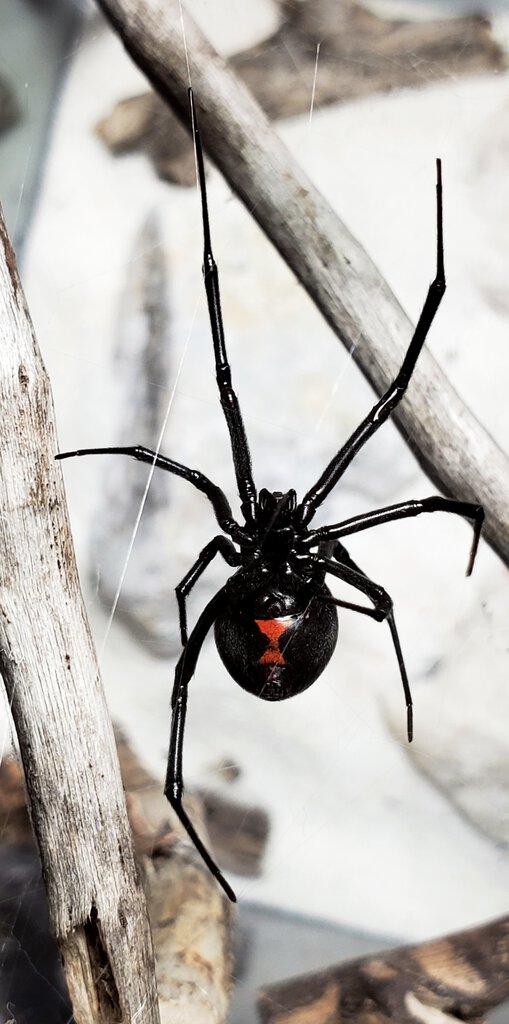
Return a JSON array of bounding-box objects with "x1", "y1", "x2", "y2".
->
[
  {"x1": 298, "y1": 160, "x2": 445, "y2": 526},
  {"x1": 309, "y1": 546, "x2": 413, "y2": 741},
  {"x1": 306, "y1": 496, "x2": 484, "y2": 576},
  {"x1": 56, "y1": 444, "x2": 247, "y2": 541},
  {"x1": 165, "y1": 585, "x2": 237, "y2": 902},
  {"x1": 189, "y1": 90, "x2": 257, "y2": 525},
  {"x1": 176, "y1": 535, "x2": 240, "y2": 646}
]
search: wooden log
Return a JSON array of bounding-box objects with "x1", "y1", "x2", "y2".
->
[
  {"x1": 258, "y1": 915, "x2": 509, "y2": 1023},
  {"x1": 116, "y1": 730, "x2": 236, "y2": 1023},
  {"x1": 0, "y1": 206, "x2": 160, "y2": 1024},
  {"x1": 93, "y1": 0, "x2": 509, "y2": 569}
]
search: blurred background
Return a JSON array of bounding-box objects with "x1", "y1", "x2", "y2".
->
[{"x1": 1, "y1": 0, "x2": 509, "y2": 1020}]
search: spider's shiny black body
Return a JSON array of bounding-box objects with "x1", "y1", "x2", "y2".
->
[
  {"x1": 215, "y1": 572, "x2": 339, "y2": 702},
  {"x1": 56, "y1": 90, "x2": 484, "y2": 903},
  {"x1": 214, "y1": 486, "x2": 339, "y2": 699}
]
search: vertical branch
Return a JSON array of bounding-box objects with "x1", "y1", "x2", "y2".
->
[{"x1": 0, "y1": 208, "x2": 160, "y2": 1023}]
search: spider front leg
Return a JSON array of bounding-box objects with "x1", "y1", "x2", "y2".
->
[
  {"x1": 309, "y1": 544, "x2": 413, "y2": 741},
  {"x1": 298, "y1": 159, "x2": 445, "y2": 526},
  {"x1": 164, "y1": 586, "x2": 237, "y2": 902},
  {"x1": 56, "y1": 444, "x2": 246, "y2": 540},
  {"x1": 306, "y1": 497, "x2": 484, "y2": 577},
  {"x1": 189, "y1": 90, "x2": 257, "y2": 525},
  {"x1": 176, "y1": 535, "x2": 240, "y2": 646}
]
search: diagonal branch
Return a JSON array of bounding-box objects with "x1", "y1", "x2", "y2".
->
[{"x1": 94, "y1": 0, "x2": 509, "y2": 566}]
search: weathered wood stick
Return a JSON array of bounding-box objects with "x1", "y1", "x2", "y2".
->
[
  {"x1": 0, "y1": 208, "x2": 160, "y2": 1024},
  {"x1": 94, "y1": 0, "x2": 509, "y2": 566},
  {"x1": 119, "y1": 736, "x2": 235, "y2": 1024},
  {"x1": 144, "y1": 828, "x2": 235, "y2": 1024},
  {"x1": 0, "y1": 740, "x2": 236, "y2": 1024},
  {"x1": 94, "y1": 2, "x2": 504, "y2": 182},
  {"x1": 258, "y1": 915, "x2": 509, "y2": 1023}
]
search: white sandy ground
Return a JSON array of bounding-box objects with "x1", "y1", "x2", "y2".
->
[{"x1": 2, "y1": 0, "x2": 509, "y2": 941}]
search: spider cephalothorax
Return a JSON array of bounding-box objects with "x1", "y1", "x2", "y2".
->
[
  {"x1": 57, "y1": 89, "x2": 484, "y2": 902},
  {"x1": 253, "y1": 487, "x2": 298, "y2": 559}
]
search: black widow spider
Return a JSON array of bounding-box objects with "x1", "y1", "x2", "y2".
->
[{"x1": 57, "y1": 90, "x2": 484, "y2": 903}]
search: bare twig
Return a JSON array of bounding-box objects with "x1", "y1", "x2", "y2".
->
[
  {"x1": 0, "y1": 208, "x2": 160, "y2": 1024},
  {"x1": 258, "y1": 914, "x2": 509, "y2": 1023},
  {"x1": 94, "y1": 0, "x2": 509, "y2": 565},
  {"x1": 95, "y1": 1, "x2": 504, "y2": 181}
]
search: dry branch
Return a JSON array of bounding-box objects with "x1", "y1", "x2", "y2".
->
[
  {"x1": 0, "y1": 208, "x2": 160, "y2": 1024},
  {"x1": 258, "y1": 915, "x2": 509, "y2": 1023},
  {"x1": 95, "y1": 0, "x2": 504, "y2": 182},
  {"x1": 232, "y1": 0, "x2": 504, "y2": 118},
  {"x1": 94, "y1": 0, "x2": 509, "y2": 567},
  {"x1": 0, "y1": 738, "x2": 236, "y2": 1024},
  {"x1": 144, "y1": 832, "x2": 234, "y2": 1024},
  {"x1": 120, "y1": 743, "x2": 235, "y2": 1024}
]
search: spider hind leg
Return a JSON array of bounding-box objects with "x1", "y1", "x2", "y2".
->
[
  {"x1": 165, "y1": 587, "x2": 237, "y2": 902},
  {"x1": 314, "y1": 542, "x2": 413, "y2": 742}
]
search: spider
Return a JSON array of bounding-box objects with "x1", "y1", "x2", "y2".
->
[{"x1": 57, "y1": 89, "x2": 484, "y2": 903}]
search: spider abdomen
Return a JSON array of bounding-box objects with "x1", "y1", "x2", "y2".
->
[{"x1": 214, "y1": 588, "x2": 338, "y2": 701}]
